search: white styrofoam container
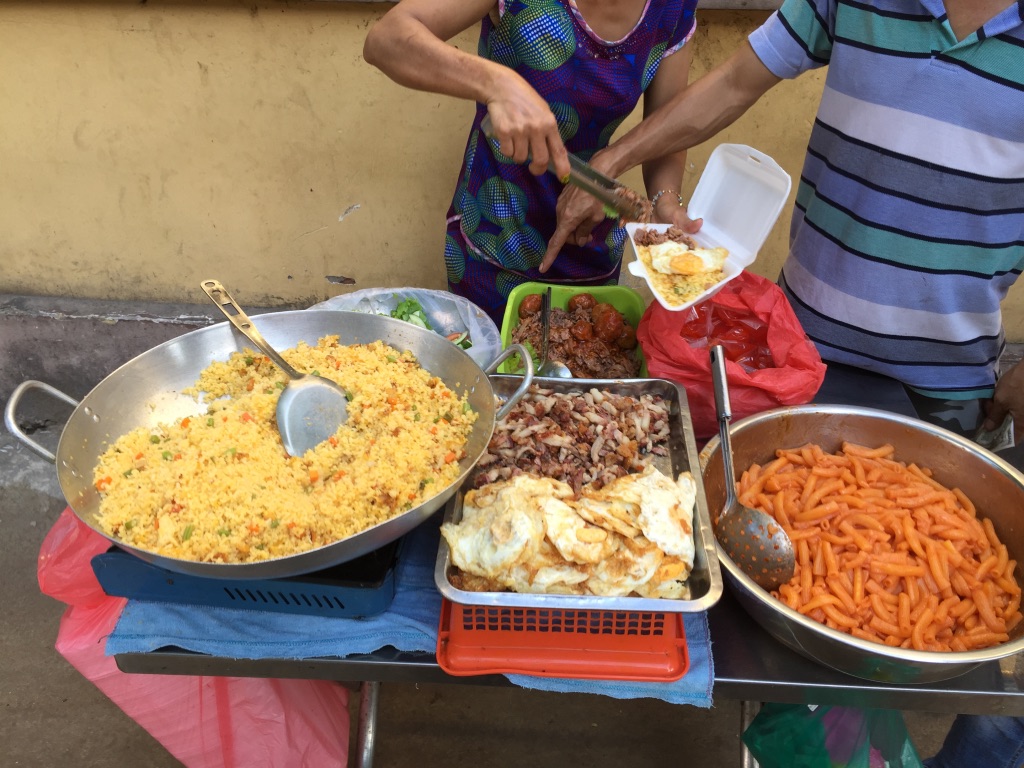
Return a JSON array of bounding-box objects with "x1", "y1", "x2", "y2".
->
[{"x1": 625, "y1": 143, "x2": 792, "y2": 311}]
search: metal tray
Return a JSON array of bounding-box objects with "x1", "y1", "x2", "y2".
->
[{"x1": 434, "y1": 376, "x2": 723, "y2": 613}]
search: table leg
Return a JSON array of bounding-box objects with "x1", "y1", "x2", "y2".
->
[
  {"x1": 355, "y1": 681, "x2": 381, "y2": 768},
  {"x1": 740, "y1": 700, "x2": 761, "y2": 768}
]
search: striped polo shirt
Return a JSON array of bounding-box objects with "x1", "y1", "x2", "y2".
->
[{"x1": 749, "y1": 1, "x2": 1024, "y2": 399}]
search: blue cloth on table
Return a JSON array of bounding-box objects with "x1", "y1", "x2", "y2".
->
[{"x1": 106, "y1": 522, "x2": 714, "y2": 706}]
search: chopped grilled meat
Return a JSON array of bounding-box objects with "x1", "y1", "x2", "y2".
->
[{"x1": 475, "y1": 386, "x2": 670, "y2": 494}]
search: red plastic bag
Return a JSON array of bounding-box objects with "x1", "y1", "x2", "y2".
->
[
  {"x1": 38, "y1": 509, "x2": 351, "y2": 768},
  {"x1": 638, "y1": 271, "x2": 826, "y2": 441}
]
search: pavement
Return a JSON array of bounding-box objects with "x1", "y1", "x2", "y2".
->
[{"x1": 0, "y1": 294, "x2": 956, "y2": 767}]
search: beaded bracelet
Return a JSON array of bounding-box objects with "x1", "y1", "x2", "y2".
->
[{"x1": 649, "y1": 189, "x2": 684, "y2": 207}]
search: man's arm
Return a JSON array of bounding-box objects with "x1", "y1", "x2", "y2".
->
[
  {"x1": 640, "y1": 42, "x2": 702, "y2": 233},
  {"x1": 541, "y1": 41, "x2": 781, "y2": 271},
  {"x1": 604, "y1": 41, "x2": 782, "y2": 177}
]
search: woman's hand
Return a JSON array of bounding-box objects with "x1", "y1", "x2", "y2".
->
[
  {"x1": 653, "y1": 193, "x2": 703, "y2": 232},
  {"x1": 540, "y1": 183, "x2": 608, "y2": 272},
  {"x1": 485, "y1": 81, "x2": 570, "y2": 179},
  {"x1": 983, "y1": 360, "x2": 1024, "y2": 443},
  {"x1": 364, "y1": 0, "x2": 569, "y2": 180},
  {"x1": 540, "y1": 182, "x2": 705, "y2": 273}
]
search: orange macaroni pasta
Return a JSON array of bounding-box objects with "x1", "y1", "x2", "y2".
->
[{"x1": 738, "y1": 442, "x2": 1023, "y2": 652}]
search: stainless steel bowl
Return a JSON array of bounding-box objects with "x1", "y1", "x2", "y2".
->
[{"x1": 700, "y1": 404, "x2": 1024, "y2": 684}]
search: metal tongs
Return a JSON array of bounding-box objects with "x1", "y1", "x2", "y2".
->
[{"x1": 480, "y1": 115, "x2": 648, "y2": 222}]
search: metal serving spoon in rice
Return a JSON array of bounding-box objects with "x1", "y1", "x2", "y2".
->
[{"x1": 201, "y1": 279, "x2": 349, "y2": 457}]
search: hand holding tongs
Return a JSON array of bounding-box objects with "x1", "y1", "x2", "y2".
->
[{"x1": 480, "y1": 114, "x2": 649, "y2": 222}]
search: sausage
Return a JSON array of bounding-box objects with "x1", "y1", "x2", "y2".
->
[
  {"x1": 567, "y1": 293, "x2": 597, "y2": 312},
  {"x1": 570, "y1": 321, "x2": 594, "y2": 341},
  {"x1": 590, "y1": 302, "x2": 616, "y2": 326},
  {"x1": 616, "y1": 324, "x2": 637, "y2": 349},
  {"x1": 595, "y1": 308, "x2": 625, "y2": 342},
  {"x1": 518, "y1": 293, "x2": 543, "y2": 319}
]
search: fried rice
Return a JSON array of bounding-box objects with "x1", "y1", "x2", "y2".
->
[{"x1": 92, "y1": 336, "x2": 476, "y2": 564}]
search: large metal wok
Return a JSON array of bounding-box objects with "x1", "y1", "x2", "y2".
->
[{"x1": 6, "y1": 310, "x2": 532, "y2": 580}]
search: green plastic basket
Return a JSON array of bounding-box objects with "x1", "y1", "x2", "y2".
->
[{"x1": 498, "y1": 282, "x2": 649, "y2": 376}]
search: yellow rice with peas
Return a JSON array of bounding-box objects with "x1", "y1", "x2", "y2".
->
[{"x1": 93, "y1": 336, "x2": 476, "y2": 564}]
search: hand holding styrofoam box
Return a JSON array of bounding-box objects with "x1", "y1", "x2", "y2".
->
[{"x1": 626, "y1": 144, "x2": 792, "y2": 312}]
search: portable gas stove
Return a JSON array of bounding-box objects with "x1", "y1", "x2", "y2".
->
[{"x1": 91, "y1": 537, "x2": 403, "y2": 618}]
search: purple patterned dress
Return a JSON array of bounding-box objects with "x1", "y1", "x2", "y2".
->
[{"x1": 444, "y1": 0, "x2": 698, "y2": 325}]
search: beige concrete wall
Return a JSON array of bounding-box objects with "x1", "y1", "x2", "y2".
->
[{"x1": 3, "y1": 2, "x2": 1022, "y2": 334}]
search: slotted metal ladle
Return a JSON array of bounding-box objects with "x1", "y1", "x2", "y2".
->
[
  {"x1": 201, "y1": 279, "x2": 349, "y2": 457},
  {"x1": 710, "y1": 345, "x2": 796, "y2": 591}
]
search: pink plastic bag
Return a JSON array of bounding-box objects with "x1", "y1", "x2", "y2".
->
[{"x1": 39, "y1": 509, "x2": 351, "y2": 768}]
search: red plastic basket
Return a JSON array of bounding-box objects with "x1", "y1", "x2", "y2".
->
[{"x1": 436, "y1": 598, "x2": 689, "y2": 681}]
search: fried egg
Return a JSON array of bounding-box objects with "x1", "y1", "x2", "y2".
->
[
  {"x1": 633, "y1": 466, "x2": 696, "y2": 563},
  {"x1": 504, "y1": 539, "x2": 590, "y2": 594},
  {"x1": 586, "y1": 535, "x2": 664, "y2": 597},
  {"x1": 543, "y1": 497, "x2": 617, "y2": 565},
  {"x1": 633, "y1": 557, "x2": 691, "y2": 599},
  {"x1": 441, "y1": 475, "x2": 561, "y2": 580},
  {"x1": 572, "y1": 496, "x2": 641, "y2": 539},
  {"x1": 647, "y1": 241, "x2": 728, "y2": 276},
  {"x1": 444, "y1": 467, "x2": 698, "y2": 598}
]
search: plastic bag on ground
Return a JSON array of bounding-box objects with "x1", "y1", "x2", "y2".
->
[
  {"x1": 743, "y1": 703, "x2": 923, "y2": 768},
  {"x1": 637, "y1": 270, "x2": 826, "y2": 442},
  {"x1": 311, "y1": 287, "x2": 502, "y2": 369},
  {"x1": 39, "y1": 508, "x2": 351, "y2": 768}
]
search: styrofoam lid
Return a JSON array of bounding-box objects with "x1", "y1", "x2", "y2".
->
[{"x1": 687, "y1": 144, "x2": 792, "y2": 261}]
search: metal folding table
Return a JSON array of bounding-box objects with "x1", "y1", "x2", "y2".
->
[{"x1": 113, "y1": 363, "x2": 1024, "y2": 765}]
